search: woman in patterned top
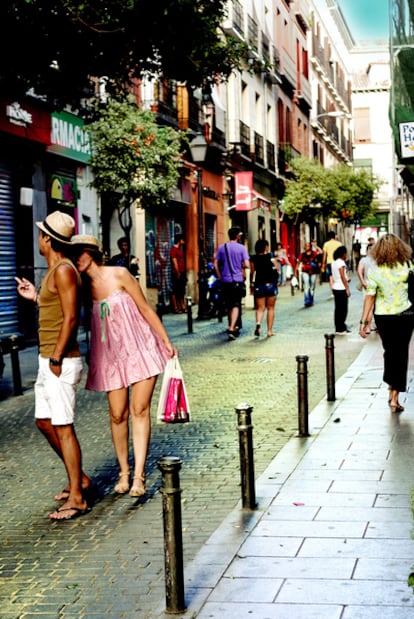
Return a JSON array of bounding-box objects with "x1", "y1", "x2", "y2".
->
[{"x1": 359, "y1": 233, "x2": 414, "y2": 413}]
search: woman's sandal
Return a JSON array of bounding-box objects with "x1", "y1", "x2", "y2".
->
[
  {"x1": 114, "y1": 471, "x2": 130, "y2": 494},
  {"x1": 389, "y1": 403, "x2": 404, "y2": 413},
  {"x1": 129, "y1": 474, "x2": 146, "y2": 497}
]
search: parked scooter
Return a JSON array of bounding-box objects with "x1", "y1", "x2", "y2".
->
[{"x1": 205, "y1": 262, "x2": 225, "y2": 319}]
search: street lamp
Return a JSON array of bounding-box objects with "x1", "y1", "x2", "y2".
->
[
  {"x1": 189, "y1": 134, "x2": 210, "y2": 320},
  {"x1": 311, "y1": 110, "x2": 350, "y2": 125}
]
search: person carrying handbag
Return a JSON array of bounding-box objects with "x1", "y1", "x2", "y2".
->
[
  {"x1": 214, "y1": 227, "x2": 250, "y2": 341},
  {"x1": 250, "y1": 239, "x2": 279, "y2": 337}
]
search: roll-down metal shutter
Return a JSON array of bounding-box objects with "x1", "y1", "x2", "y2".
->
[{"x1": 0, "y1": 164, "x2": 18, "y2": 336}]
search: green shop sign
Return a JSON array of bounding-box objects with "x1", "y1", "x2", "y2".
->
[{"x1": 48, "y1": 111, "x2": 91, "y2": 163}]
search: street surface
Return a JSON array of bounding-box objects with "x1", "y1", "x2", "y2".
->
[{"x1": 0, "y1": 280, "x2": 367, "y2": 618}]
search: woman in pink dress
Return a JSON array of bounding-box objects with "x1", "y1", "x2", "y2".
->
[{"x1": 71, "y1": 235, "x2": 175, "y2": 497}]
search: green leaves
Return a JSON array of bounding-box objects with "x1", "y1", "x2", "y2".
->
[
  {"x1": 0, "y1": 0, "x2": 245, "y2": 109},
  {"x1": 282, "y1": 156, "x2": 380, "y2": 224},
  {"x1": 86, "y1": 97, "x2": 184, "y2": 209}
]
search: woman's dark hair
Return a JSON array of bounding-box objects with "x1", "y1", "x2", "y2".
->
[
  {"x1": 71, "y1": 246, "x2": 104, "y2": 265},
  {"x1": 333, "y1": 245, "x2": 347, "y2": 260}
]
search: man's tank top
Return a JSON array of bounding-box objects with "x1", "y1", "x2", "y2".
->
[{"x1": 38, "y1": 258, "x2": 80, "y2": 358}]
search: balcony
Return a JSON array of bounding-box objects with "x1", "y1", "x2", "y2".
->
[
  {"x1": 254, "y1": 132, "x2": 264, "y2": 166},
  {"x1": 266, "y1": 140, "x2": 276, "y2": 172},
  {"x1": 240, "y1": 120, "x2": 251, "y2": 158},
  {"x1": 222, "y1": 0, "x2": 244, "y2": 40},
  {"x1": 292, "y1": 0, "x2": 310, "y2": 31},
  {"x1": 296, "y1": 75, "x2": 312, "y2": 107},
  {"x1": 280, "y1": 49, "x2": 297, "y2": 89}
]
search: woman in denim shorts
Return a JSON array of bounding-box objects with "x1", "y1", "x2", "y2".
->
[{"x1": 250, "y1": 239, "x2": 280, "y2": 337}]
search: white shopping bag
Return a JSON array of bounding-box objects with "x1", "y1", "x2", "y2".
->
[{"x1": 156, "y1": 356, "x2": 190, "y2": 423}]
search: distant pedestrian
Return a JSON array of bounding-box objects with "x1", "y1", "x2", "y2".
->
[
  {"x1": 322, "y1": 231, "x2": 341, "y2": 292},
  {"x1": 359, "y1": 233, "x2": 414, "y2": 413},
  {"x1": 108, "y1": 237, "x2": 139, "y2": 278},
  {"x1": 71, "y1": 234, "x2": 175, "y2": 497},
  {"x1": 15, "y1": 211, "x2": 90, "y2": 521},
  {"x1": 332, "y1": 245, "x2": 351, "y2": 334},
  {"x1": 295, "y1": 242, "x2": 319, "y2": 307},
  {"x1": 250, "y1": 239, "x2": 279, "y2": 337},
  {"x1": 170, "y1": 234, "x2": 187, "y2": 313},
  {"x1": 214, "y1": 227, "x2": 250, "y2": 341},
  {"x1": 274, "y1": 242, "x2": 290, "y2": 285},
  {"x1": 357, "y1": 244, "x2": 376, "y2": 333}
]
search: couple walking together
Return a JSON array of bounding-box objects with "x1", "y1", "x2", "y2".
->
[
  {"x1": 214, "y1": 227, "x2": 278, "y2": 339},
  {"x1": 16, "y1": 212, "x2": 175, "y2": 521}
]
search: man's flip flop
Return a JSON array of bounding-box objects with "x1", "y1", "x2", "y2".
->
[{"x1": 49, "y1": 506, "x2": 90, "y2": 521}]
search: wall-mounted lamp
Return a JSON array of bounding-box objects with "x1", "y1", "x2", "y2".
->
[
  {"x1": 20, "y1": 187, "x2": 33, "y2": 206},
  {"x1": 311, "y1": 110, "x2": 351, "y2": 124}
]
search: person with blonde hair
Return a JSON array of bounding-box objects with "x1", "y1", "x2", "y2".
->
[{"x1": 359, "y1": 233, "x2": 414, "y2": 413}]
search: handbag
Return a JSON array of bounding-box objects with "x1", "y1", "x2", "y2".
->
[
  {"x1": 157, "y1": 356, "x2": 190, "y2": 423},
  {"x1": 224, "y1": 243, "x2": 246, "y2": 297},
  {"x1": 407, "y1": 261, "x2": 414, "y2": 304}
]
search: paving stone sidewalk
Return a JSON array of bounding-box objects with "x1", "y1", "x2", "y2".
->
[{"x1": 1, "y1": 282, "x2": 367, "y2": 618}]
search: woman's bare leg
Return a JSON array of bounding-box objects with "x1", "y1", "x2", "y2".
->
[
  {"x1": 107, "y1": 388, "x2": 130, "y2": 491},
  {"x1": 129, "y1": 376, "x2": 157, "y2": 495},
  {"x1": 255, "y1": 297, "x2": 265, "y2": 334},
  {"x1": 266, "y1": 296, "x2": 276, "y2": 335}
]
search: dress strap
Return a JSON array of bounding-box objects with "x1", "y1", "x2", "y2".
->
[{"x1": 99, "y1": 301, "x2": 110, "y2": 342}]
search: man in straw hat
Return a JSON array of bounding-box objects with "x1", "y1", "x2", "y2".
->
[{"x1": 15, "y1": 211, "x2": 90, "y2": 520}]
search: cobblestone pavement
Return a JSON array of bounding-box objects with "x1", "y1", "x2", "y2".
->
[{"x1": 0, "y1": 281, "x2": 367, "y2": 618}]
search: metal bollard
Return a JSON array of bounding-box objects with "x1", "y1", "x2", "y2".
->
[
  {"x1": 186, "y1": 296, "x2": 193, "y2": 334},
  {"x1": 235, "y1": 403, "x2": 256, "y2": 510},
  {"x1": 10, "y1": 336, "x2": 23, "y2": 396},
  {"x1": 324, "y1": 333, "x2": 336, "y2": 402},
  {"x1": 296, "y1": 355, "x2": 310, "y2": 437},
  {"x1": 157, "y1": 456, "x2": 186, "y2": 614}
]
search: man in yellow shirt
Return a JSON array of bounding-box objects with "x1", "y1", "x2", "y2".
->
[{"x1": 322, "y1": 231, "x2": 341, "y2": 292}]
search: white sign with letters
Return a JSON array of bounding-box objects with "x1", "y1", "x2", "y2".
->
[{"x1": 399, "y1": 121, "x2": 414, "y2": 159}]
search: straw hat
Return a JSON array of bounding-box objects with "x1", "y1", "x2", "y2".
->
[
  {"x1": 36, "y1": 211, "x2": 75, "y2": 245},
  {"x1": 70, "y1": 234, "x2": 102, "y2": 252}
]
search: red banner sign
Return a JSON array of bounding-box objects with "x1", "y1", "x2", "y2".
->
[{"x1": 235, "y1": 171, "x2": 253, "y2": 211}]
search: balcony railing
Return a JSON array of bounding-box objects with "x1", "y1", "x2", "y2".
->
[
  {"x1": 281, "y1": 49, "x2": 297, "y2": 88},
  {"x1": 266, "y1": 140, "x2": 276, "y2": 172},
  {"x1": 240, "y1": 120, "x2": 251, "y2": 158},
  {"x1": 254, "y1": 132, "x2": 264, "y2": 165}
]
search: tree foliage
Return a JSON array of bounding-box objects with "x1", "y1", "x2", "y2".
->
[
  {"x1": 0, "y1": 0, "x2": 245, "y2": 109},
  {"x1": 86, "y1": 97, "x2": 184, "y2": 209},
  {"x1": 282, "y1": 157, "x2": 380, "y2": 224}
]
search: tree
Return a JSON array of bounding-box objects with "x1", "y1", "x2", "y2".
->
[
  {"x1": 282, "y1": 157, "x2": 380, "y2": 225},
  {"x1": 0, "y1": 0, "x2": 246, "y2": 109},
  {"x1": 86, "y1": 97, "x2": 184, "y2": 232}
]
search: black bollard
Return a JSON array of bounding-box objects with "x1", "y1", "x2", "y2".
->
[
  {"x1": 186, "y1": 296, "x2": 193, "y2": 334},
  {"x1": 296, "y1": 355, "x2": 309, "y2": 437},
  {"x1": 157, "y1": 456, "x2": 186, "y2": 614},
  {"x1": 235, "y1": 403, "x2": 257, "y2": 510},
  {"x1": 10, "y1": 336, "x2": 22, "y2": 396},
  {"x1": 324, "y1": 333, "x2": 336, "y2": 402}
]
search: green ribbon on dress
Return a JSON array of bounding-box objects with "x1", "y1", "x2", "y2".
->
[{"x1": 99, "y1": 301, "x2": 110, "y2": 343}]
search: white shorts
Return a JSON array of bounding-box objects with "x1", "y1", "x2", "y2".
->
[{"x1": 35, "y1": 356, "x2": 83, "y2": 425}]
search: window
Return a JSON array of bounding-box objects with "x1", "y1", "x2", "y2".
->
[{"x1": 354, "y1": 108, "x2": 371, "y2": 143}]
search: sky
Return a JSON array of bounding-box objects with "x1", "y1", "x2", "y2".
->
[{"x1": 338, "y1": 0, "x2": 389, "y2": 41}]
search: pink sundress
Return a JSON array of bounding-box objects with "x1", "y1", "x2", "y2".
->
[{"x1": 86, "y1": 290, "x2": 170, "y2": 392}]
